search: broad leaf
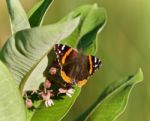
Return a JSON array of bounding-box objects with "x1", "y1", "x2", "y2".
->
[
  {"x1": 1, "y1": 2, "x2": 106, "y2": 121},
  {"x1": 27, "y1": 87, "x2": 81, "y2": 121},
  {"x1": 0, "y1": 17, "x2": 80, "y2": 121},
  {"x1": 28, "y1": 0, "x2": 54, "y2": 27},
  {"x1": 0, "y1": 61, "x2": 26, "y2": 121},
  {"x1": 6, "y1": 0, "x2": 30, "y2": 34},
  {"x1": 0, "y1": 18, "x2": 80, "y2": 91},
  {"x1": 60, "y1": 4, "x2": 106, "y2": 55},
  {"x1": 79, "y1": 69, "x2": 143, "y2": 121}
]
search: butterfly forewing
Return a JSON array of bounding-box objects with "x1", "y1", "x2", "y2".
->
[
  {"x1": 54, "y1": 44, "x2": 71, "y2": 65},
  {"x1": 89, "y1": 55, "x2": 102, "y2": 75}
]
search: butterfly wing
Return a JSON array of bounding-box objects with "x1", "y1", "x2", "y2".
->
[
  {"x1": 88, "y1": 55, "x2": 102, "y2": 76},
  {"x1": 54, "y1": 44, "x2": 73, "y2": 66},
  {"x1": 54, "y1": 44, "x2": 79, "y2": 83},
  {"x1": 54, "y1": 44, "x2": 102, "y2": 87},
  {"x1": 73, "y1": 55, "x2": 101, "y2": 87}
]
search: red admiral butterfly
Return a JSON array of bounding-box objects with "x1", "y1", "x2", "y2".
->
[{"x1": 54, "y1": 44, "x2": 102, "y2": 87}]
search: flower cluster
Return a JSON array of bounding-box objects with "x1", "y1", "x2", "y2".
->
[{"x1": 24, "y1": 59, "x2": 75, "y2": 108}]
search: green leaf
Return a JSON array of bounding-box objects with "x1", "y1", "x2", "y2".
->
[
  {"x1": 60, "y1": 4, "x2": 107, "y2": 55},
  {"x1": 27, "y1": 87, "x2": 81, "y2": 121},
  {"x1": 6, "y1": 0, "x2": 30, "y2": 34},
  {"x1": 79, "y1": 69, "x2": 143, "y2": 121},
  {"x1": 28, "y1": 0, "x2": 54, "y2": 27},
  {"x1": 0, "y1": 61, "x2": 26, "y2": 121},
  {"x1": 0, "y1": 18, "x2": 80, "y2": 92},
  {"x1": 0, "y1": 17, "x2": 80, "y2": 121},
  {"x1": 2, "y1": 2, "x2": 106, "y2": 121}
]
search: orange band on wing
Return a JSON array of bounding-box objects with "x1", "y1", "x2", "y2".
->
[
  {"x1": 89, "y1": 55, "x2": 93, "y2": 74},
  {"x1": 61, "y1": 70, "x2": 72, "y2": 83},
  {"x1": 77, "y1": 80, "x2": 87, "y2": 87},
  {"x1": 62, "y1": 48, "x2": 73, "y2": 64}
]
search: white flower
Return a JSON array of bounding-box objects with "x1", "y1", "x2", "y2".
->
[
  {"x1": 67, "y1": 88, "x2": 74, "y2": 94},
  {"x1": 41, "y1": 91, "x2": 54, "y2": 107},
  {"x1": 45, "y1": 99, "x2": 54, "y2": 107},
  {"x1": 58, "y1": 88, "x2": 67, "y2": 93},
  {"x1": 66, "y1": 93, "x2": 72, "y2": 97},
  {"x1": 58, "y1": 88, "x2": 74, "y2": 97}
]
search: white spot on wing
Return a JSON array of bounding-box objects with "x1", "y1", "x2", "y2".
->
[
  {"x1": 58, "y1": 50, "x2": 61, "y2": 54},
  {"x1": 94, "y1": 57, "x2": 97, "y2": 63},
  {"x1": 94, "y1": 64, "x2": 98, "y2": 68},
  {"x1": 62, "y1": 45, "x2": 65, "y2": 50}
]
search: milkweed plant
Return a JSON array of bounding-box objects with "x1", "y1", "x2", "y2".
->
[{"x1": 0, "y1": 0, "x2": 143, "y2": 121}]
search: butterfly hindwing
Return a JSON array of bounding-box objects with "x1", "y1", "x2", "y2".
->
[{"x1": 62, "y1": 55, "x2": 89, "y2": 81}]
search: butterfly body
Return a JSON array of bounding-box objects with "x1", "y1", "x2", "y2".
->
[{"x1": 54, "y1": 44, "x2": 101, "y2": 87}]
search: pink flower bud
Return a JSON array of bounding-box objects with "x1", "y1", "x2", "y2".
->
[
  {"x1": 26, "y1": 99, "x2": 33, "y2": 108},
  {"x1": 49, "y1": 67, "x2": 57, "y2": 75},
  {"x1": 44, "y1": 80, "x2": 51, "y2": 89}
]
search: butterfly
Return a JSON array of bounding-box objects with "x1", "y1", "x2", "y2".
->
[{"x1": 54, "y1": 44, "x2": 102, "y2": 87}]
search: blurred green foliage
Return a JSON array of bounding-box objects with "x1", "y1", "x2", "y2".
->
[{"x1": 0, "y1": 0, "x2": 149, "y2": 121}]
